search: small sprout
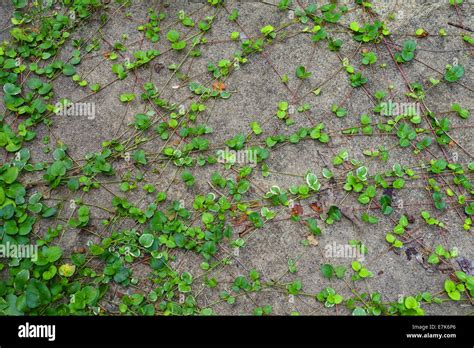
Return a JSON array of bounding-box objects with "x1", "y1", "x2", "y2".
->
[
  {"x1": 182, "y1": 171, "x2": 195, "y2": 187},
  {"x1": 316, "y1": 287, "x2": 344, "y2": 307},
  {"x1": 463, "y1": 217, "x2": 472, "y2": 231},
  {"x1": 278, "y1": 0, "x2": 291, "y2": 10},
  {"x1": 463, "y1": 35, "x2": 474, "y2": 45},
  {"x1": 351, "y1": 261, "x2": 373, "y2": 281},
  {"x1": 260, "y1": 25, "x2": 276, "y2": 39},
  {"x1": 395, "y1": 40, "x2": 416, "y2": 63},
  {"x1": 449, "y1": 0, "x2": 462, "y2": 6},
  {"x1": 349, "y1": 72, "x2": 368, "y2": 87},
  {"x1": 361, "y1": 51, "x2": 377, "y2": 65},
  {"x1": 429, "y1": 77, "x2": 440, "y2": 86},
  {"x1": 250, "y1": 121, "x2": 262, "y2": 135},
  {"x1": 332, "y1": 104, "x2": 346, "y2": 118},
  {"x1": 349, "y1": 21, "x2": 360, "y2": 32},
  {"x1": 415, "y1": 28, "x2": 428, "y2": 37},
  {"x1": 444, "y1": 64, "x2": 464, "y2": 82},
  {"x1": 451, "y1": 103, "x2": 470, "y2": 119},
  {"x1": 228, "y1": 9, "x2": 238, "y2": 21},
  {"x1": 119, "y1": 93, "x2": 135, "y2": 103},
  {"x1": 295, "y1": 65, "x2": 312, "y2": 79},
  {"x1": 327, "y1": 38, "x2": 342, "y2": 51},
  {"x1": 444, "y1": 279, "x2": 462, "y2": 301},
  {"x1": 421, "y1": 211, "x2": 445, "y2": 228},
  {"x1": 166, "y1": 30, "x2": 187, "y2": 50},
  {"x1": 90, "y1": 83, "x2": 100, "y2": 92}
]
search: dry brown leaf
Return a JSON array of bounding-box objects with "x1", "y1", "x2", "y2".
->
[
  {"x1": 232, "y1": 214, "x2": 248, "y2": 226},
  {"x1": 291, "y1": 203, "x2": 303, "y2": 216},
  {"x1": 307, "y1": 234, "x2": 319, "y2": 246},
  {"x1": 212, "y1": 80, "x2": 225, "y2": 91},
  {"x1": 309, "y1": 202, "x2": 323, "y2": 213}
]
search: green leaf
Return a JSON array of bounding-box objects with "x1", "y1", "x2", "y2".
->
[
  {"x1": 334, "y1": 266, "x2": 346, "y2": 279},
  {"x1": 444, "y1": 65, "x2": 464, "y2": 82},
  {"x1": 306, "y1": 218, "x2": 321, "y2": 235},
  {"x1": 90, "y1": 245, "x2": 105, "y2": 256},
  {"x1": 447, "y1": 290, "x2": 461, "y2": 301},
  {"x1": 0, "y1": 187, "x2": 5, "y2": 205},
  {"x1": 404, "y1": 296, "x2": 418, "y2": 309},
  {"x1": 58, "y1": 263, "x2": 76, "y2": 277},
  {"x1": 139, "y1": 233, "x2": 154, "y2": 248},
  {"x1": 119, "y1": 93, "x2": 135, "y2": 103},
  {"x1": 320, "y1": 264, "x2": 334, "y2": 279},
  {"x1": 167, "y1": 30, "x2": 180, "y2": 42},
  {"x1": 1, "y1": 166, "x2": 19, "y2": 184},
  {"x1": 38, "y1": 83, "x2": 52, "y2": 95},
  {"x1": 3, "y1": 59, "x2": 17, "y2": 69},
  {"x1": 62, "y1": 64, "x2": 76, "y2": 76},
  {"x1": 352, "y1": 261, "x2": 361, "y2": 272},
  {"x1": 42, "y1": 265, "x2": 57, "y2": 280},
  {"x1": 4, "y1": 220, "x2": 18, "y2": 235},
  {"x1": 296, "y1": 66, "x2": 311, "y2": 79},
  {"x1": 352, "y1": 307, "x2": 367, "y2": 316},
  {"x1": 428, "y1": 254, "x2": 439, "y2": 264},
  {"x1": 3, "y1": 83, "x2": 21, "y2": 95},
  {"x1": 27, "y1": 78, "x2": 43, "y2": 90},
  {"x1": 14, "y1": 269, "x2": 30, "y2": 290},
  {"x1": 250, "y1": 121, "x2": 262, "y2": 135},
  {"x1": 359, "y1": 268, "x2": 370, "y2": 278},
  {"x1": 133, "y1": 149, "x2": 147, "y2": 165},
  {"x1": 12, "y1": 0, "x2": 28, "y2": 9},
  {"x1": 202, "y1": 212, "x2": 214, "y2": 224},
  {"x1": 392, "y1": 178, "x2": 405, "y2": 189},
  {"x1": 50, "y1": 161, "x2": 66, "y2": 177},
  {"x1": 361, "y1": 51, "x2": 377, "y2": 65},
  {"x1": 44, "y1": 246, "x2": 62, "y2": 263},
  {"x1": 90, "y1": 83, "x2": 100, "y2": 92},
  {"x1": 172, "y1": 41, "x2": 187, "y2": 50},
  {"x1": 444, "y1": 279, "x2": 456, "y2": 292},
  {"x1": 385, "y1": 233, "x2": 396, "y2": 244},
  {"x1": 305, "y1": 172, "x2": 320, "y2": 191},
  {"x1": 349, "y1": 22, "x2": 360, "y2": 31},
  {"x1": 26, "y1": 279, "x2": 51, "y2": 309},
  {"x1": 182, "y1": 171, "x2": 195, "y2": 186}
]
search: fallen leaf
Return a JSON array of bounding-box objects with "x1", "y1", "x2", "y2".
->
[
  {"x1": 307, "y1": 234, "x2": 318, "y2": 246},
  {"x1": 154, "y1": 63, "x2": 165, "y2": 73},
  {"x1": 417, "y1": 30, "x2": 429, "y2": 38},
  {"x1": 309, "y1": 202, "x2": 323, "y2": 213},
  {"x1": 212, "y1": 80, "x2": 225, "y2": 91},
  {"x1": 232, "y1": 214, "x2": 247, "y2": 226},
  {"x1": 291, "y1": 203, "x2": 303, "y2": 216}
]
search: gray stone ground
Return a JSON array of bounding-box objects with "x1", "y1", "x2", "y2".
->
[{"x1": 1, "y1": 0, "x2": 473, "y2": 315}]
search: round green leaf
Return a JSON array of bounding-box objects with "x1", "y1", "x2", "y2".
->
[
  {"x1": 139, "y1": 233, "x2": 154, "y2": 248},
  {"x1": 3, "y1": 83, "x2": 21, "y2": 95}
]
